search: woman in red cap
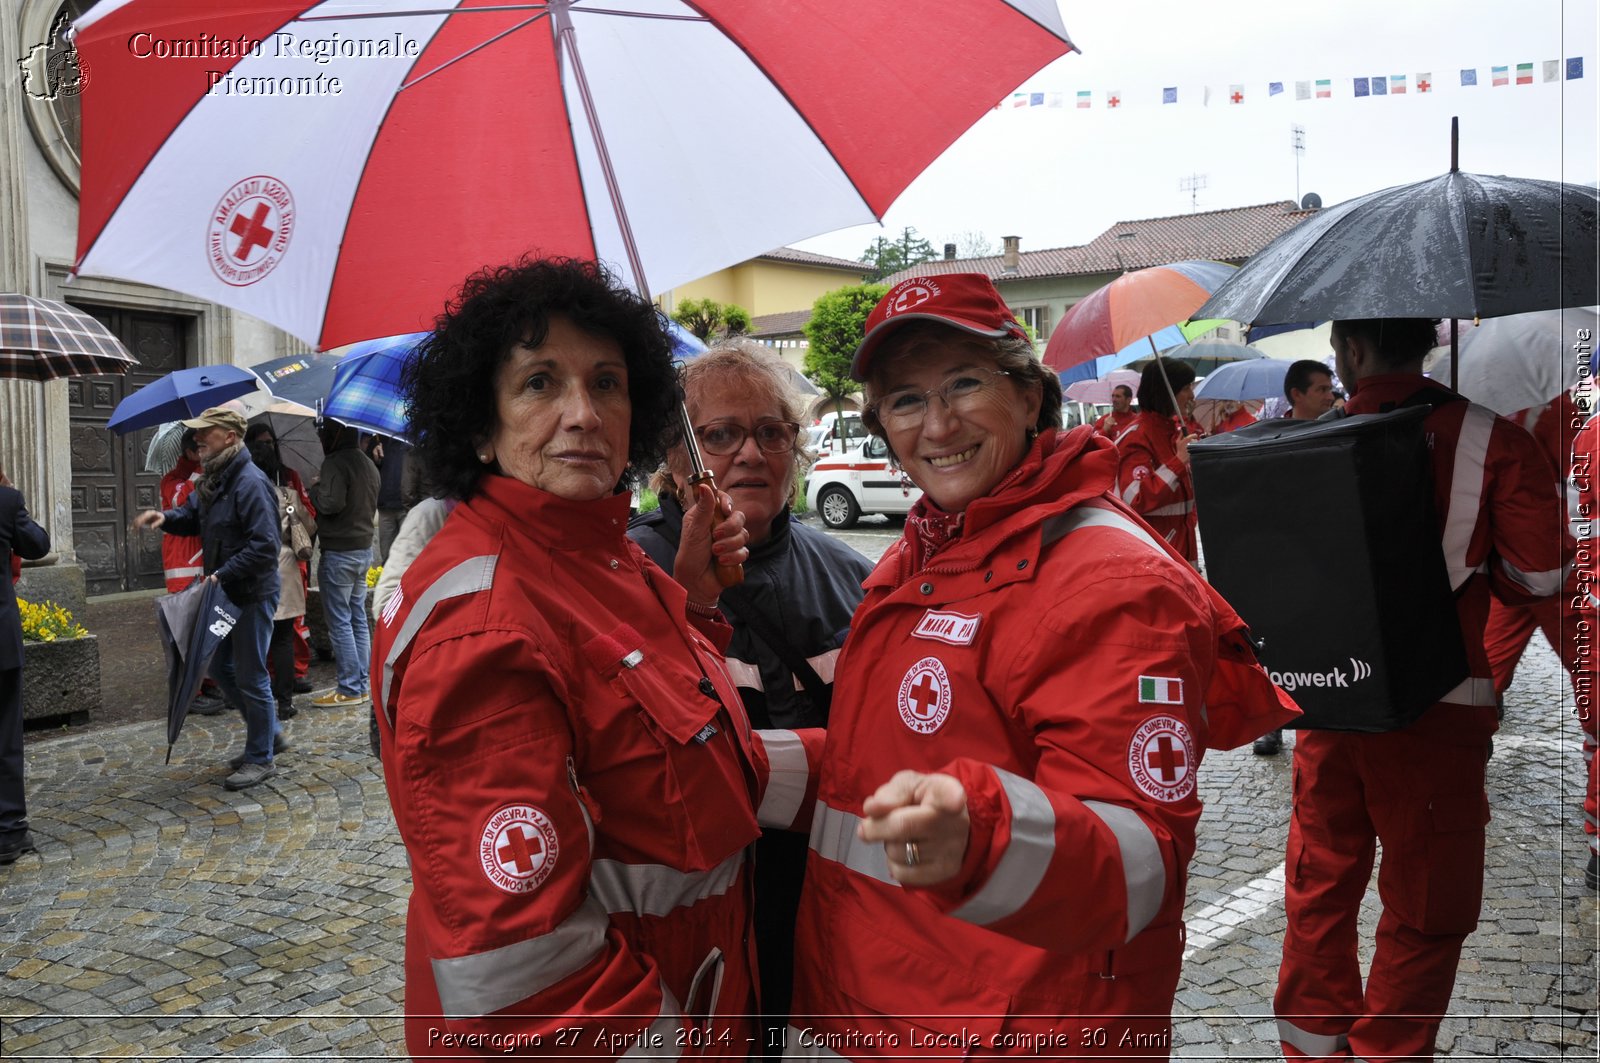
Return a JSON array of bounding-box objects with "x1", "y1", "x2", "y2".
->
[{"x1": 781, "y1": 274, "x2": 1296, "y2": 1059}]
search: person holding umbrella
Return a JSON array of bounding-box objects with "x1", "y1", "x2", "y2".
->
[
  {"x1": 627, "y1": 338, "x2": 872, "y2": 1055},
  {"x1": 0, "y1": 469, "x2": 51, "y2": 865},
  {"x1": 1272, "y1": 318, "x2": 1571, "y2": 1062},
  {"x1": 1094, "y1": 383, "x2": 1137, "y2": 439},
  {"x1": 1116, "y1": 360, "x2": 1201, "y2": 567},
  {"x1": 134, "y1": 408, "x2": 286, "y2": 791},
  {"x1": 375, "y1": 257, "x2": 821, "y2": 1057},
  {"x1": 784, "y1": 275, "x2": 1297, "y2": 1058}
]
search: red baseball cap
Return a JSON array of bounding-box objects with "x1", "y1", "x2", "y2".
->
[{"x1": 851, "y1": 273, "x2": 1029, "y2": 381}]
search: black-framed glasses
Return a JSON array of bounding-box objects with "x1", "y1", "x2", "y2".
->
[
  {"x1": 694, "y1": 420, "x2": 802, "y2": 456},
  {"x1": 869, "y1": 368, "x2": 1012, "y2": 429}
]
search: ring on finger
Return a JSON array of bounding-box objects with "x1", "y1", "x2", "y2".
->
[{"x1": 904, "y1": 841, "x2": 920, "y2": 868}]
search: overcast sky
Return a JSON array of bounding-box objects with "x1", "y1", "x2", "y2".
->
[{"x1": 795, "y1": 0, "x2": 1598, "y2": 262}]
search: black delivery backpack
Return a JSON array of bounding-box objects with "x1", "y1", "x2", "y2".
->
[{"x1": 1190, "y1": 406, "x2": 1469, "y2": 732}]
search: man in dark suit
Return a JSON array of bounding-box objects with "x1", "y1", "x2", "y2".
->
[{"x1": 0, "y1": 469, "x2": 52, "y2": 865}]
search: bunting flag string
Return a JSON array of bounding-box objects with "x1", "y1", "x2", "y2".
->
[{"x1": 999, "y1": 56, "x2": 1585, "y2": 111}]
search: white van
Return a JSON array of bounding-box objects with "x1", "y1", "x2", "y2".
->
[{"x1": 809, "y1": 411, "x2": 869, "y2": 457}]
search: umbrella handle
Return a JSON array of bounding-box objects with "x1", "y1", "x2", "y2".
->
[{"x1": 687, "y1": 470, "x2": 745, "y2": 589}]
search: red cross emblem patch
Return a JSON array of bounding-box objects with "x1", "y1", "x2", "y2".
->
[
  {"x1": 898, "y1": 656, "x2": 952, "y2": 734},
  {"x1": 207, "y1": 176, "x2": 295, "y2": 287},
  {"x1": 479, "y1": 804, "x2": 559, "y2": 894},
  {"x1": 1127, "y1": 715, "x2": 1196, "y2": 803}
]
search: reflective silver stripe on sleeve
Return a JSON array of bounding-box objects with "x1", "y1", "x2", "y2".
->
[
  {"x1": 622, "y1": 981, "x2": 682, "y2": 1059},
  {"x1": 1082, "y1": 800, "x2": 1166, "y2": 941},
  {"x1": 1440, "y1": 676, "x2": 1498, "y2": 706},
  {"x1": 1112, "y1": 423, "x2": 1139, "y2": 447},
  {"x1": 1120, "y1": 479, "x2": 1143, "y2": 505},
  {"x1": 1145, "y1": 499, "x2": 1195, "y2": 517},
  {"x1": 1155, "y1": 464, "x2": 1179, "y2": 490},
  {"x1": 431, "y1": 894, "x2": 608, "y2": 1019},
  {"x1": 756, "y1": 729, "x2": 810, "y2": 829},
  {"x1": 949, "y1": 768, "x2": 1056, "y2": 926},
  {"x1": 380, "y1": 553, "x2": 498, "y2": 726},
  {"x1": 793, "y1": 648, "x2": 840, "y2": 688},
  {"x1": 1043, "y1": 502, "x2": 1169, "y2": 555},
  {"x1": 589, "y1": 852, "x2": 743, "y2": 918},
  {"x1": 808, "y1": 801, "x2": 898, "y2": 887},
  {"x1": 1500, "y1": 558, "x2": 1566, "y2": 598},
  {"x1": 722, "y1": 657, "x2": 763, "y2": 691},
  {"x1": 1441, "y1": 405, "x2": 1494, "y2": 591},
  {"x1": 1277, "y1": 1018, "x2": 1350, "y2": 1057}
]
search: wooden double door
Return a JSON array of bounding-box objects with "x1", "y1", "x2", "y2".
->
[{"x1": 66, "y1": 307, "x2": 190, "y2": 596}]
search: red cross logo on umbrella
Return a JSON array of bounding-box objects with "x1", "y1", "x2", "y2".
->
[
  {"x1": 1127, "y1": 714, "x2": 1196, "y2": 803},
  {"x1": 479, "y1": 804, "x2": 560, "y2": 893},
  {"x1": 207, "y1": 175, "x2": 296, "y2": 288},
  {"x1": 898, "y1": 656, "x2": 952, "y2": 734}
]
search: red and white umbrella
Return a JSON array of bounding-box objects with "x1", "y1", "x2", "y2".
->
[{"x1": 71, "y1": 1, "x2": 1075, "y2": 350}]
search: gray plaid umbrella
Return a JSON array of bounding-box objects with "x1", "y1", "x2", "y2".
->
[{"x1": 0, "y1": 293, "x2": 138, "y2": 380}]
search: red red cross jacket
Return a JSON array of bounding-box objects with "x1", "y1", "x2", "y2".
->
[
  {"x1": 159, "y1": 456, "x2": 204, "y2": 591},
  {"x1": 1347, "y1": 375, "x2": 1574, "y2": 723},
  {"x1": 1115, "y1": 411, "x2": 1197, "y2": 563},
  {"x1": 373, "y1": 475, "x2": 817, "y2": 1059},
  {"x1": 786, "y1": 428, "x2": 1297, "y2": 1058},
  {"x1": 1093, "y1": 409, "x2": 1135, "y2": 440}
]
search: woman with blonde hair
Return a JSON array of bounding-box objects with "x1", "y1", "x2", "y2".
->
[{"x1": 629, "y1": 337, "x2": 871, "y2": 1054}]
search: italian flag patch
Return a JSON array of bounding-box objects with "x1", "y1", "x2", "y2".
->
[{"x1": 1139, "y1": 675, "x2": 1183, "y2": 704}]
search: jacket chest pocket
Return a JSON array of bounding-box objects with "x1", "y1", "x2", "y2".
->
[{"x1": 579, "y1": 627, "x2": 759, "y2": 868}]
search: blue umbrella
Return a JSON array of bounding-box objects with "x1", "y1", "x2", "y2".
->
[
  {"x1": 662, "y1": 319, "x2": 710, "y2": 360},
  {"x1": 1193, "y1": 358, "x2": 1292, "y2": 402},
  {"x1": 325, "y1": 332, "x2": 424, "y2": 442},
  {"x1": 106, "y1": 364, "x2": 260, "y2": 434},
  {"x1": 249, "y1": 352, "x2": 344, "y2": 409},
  {"x1": 155, "y1": 577, "x2": 241, "y2": 764}
]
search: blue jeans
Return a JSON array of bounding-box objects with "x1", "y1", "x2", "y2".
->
[
  {"x1": 319, "y1": 547, "x2": 371, "y2": 696},
  {"x1": 209, "y1": 594, "x2": 280, "y2": 765}
]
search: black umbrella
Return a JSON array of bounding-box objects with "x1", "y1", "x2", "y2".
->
[
  {"x1": 1195, "y1": 171, "x2": 1599, "y2": 326},
  {"x1": 155, "y1": 578, "x2": 241, "y2": 763}
]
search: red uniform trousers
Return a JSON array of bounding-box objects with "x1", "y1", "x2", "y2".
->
[
  {"x1": 1276, "y1": 706, "x2": 1493, "y2": 1062},
  {"x1": 1482, "y1": 584, "x2": 1600, "y2": 856}
]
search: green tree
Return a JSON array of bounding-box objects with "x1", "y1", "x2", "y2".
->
[
  {"x1": 803, "y1": 283, "x2": 888, "y2": 417},
  {"x1": 858, "y1": 226, "x2": 938, "y2": 282},
  {"x1": 670, "y1": 297, "x2": 753, "y2": 342}
]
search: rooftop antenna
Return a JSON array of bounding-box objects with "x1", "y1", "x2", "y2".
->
[
  {"x1": 1291, "y1": 124, "x2": 1306, "y2": 204},
  {"x1": 1179, "y1": 172, "x2": 1208, "y2": 213}
]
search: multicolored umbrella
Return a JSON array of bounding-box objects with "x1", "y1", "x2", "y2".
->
[
  {"x1": 1043, "y1": 261, "x2": 1239, "y2": 373},
  {"x1": 0, "y1": 293, "x2": 137, "y2": 380},
  {"x1": 70, "y1": 1, "x2": 1076, "y2": 347},
  {"x1": 106, "y1": 364, "x2": 262, "y2": 434}
]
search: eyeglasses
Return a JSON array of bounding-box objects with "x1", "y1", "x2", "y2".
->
[
  {"x1": 694, "y1": 420, "x2": 801, "y2": 456},
  {"x1": 868, "y1": 368, "x2": 1012, "y2": 429}
]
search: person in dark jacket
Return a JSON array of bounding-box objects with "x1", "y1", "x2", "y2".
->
[
  {"x1": 372, "y1": 437, "x2": 411, "y2": 563},
  {"x1": 135, "y1": 407, "x2": 285, "y2": 791},
  {"x1": 0, "y1": 469, "x2": 51, "y2": 864},
  {"x1": 628, "y1": 338, "x2": 871, "y2": 1054},
  {"x1": 310, "y1": 420, "x2": 381, "y2": 708}
]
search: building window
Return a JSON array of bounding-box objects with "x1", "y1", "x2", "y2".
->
[{"x1": 1016, "y1": 305, "x2": 1049, "y2": 339}]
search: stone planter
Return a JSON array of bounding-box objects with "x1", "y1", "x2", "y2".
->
[{"x1": 22, "y1": 634, "x2": 101, "y2": 727}]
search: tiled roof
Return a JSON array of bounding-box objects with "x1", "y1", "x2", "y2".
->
[
  {"x1": 884, "y1": 201, "x2": 1315, "y2": 285},
  {"x1": 758, "y1": 246, "x2": 870, "y2": 271},
  {"x1": 749, "y1": 309, "x2": 813, "y2": 336}
]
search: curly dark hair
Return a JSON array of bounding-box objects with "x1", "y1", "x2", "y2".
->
[{"x1": 403, "y1": 257, "x2": 681, "y2": 501}]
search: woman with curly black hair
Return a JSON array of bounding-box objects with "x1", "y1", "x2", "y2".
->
[{"x1": 373, "y1": 257, "x2": 809, "y2": 1059}]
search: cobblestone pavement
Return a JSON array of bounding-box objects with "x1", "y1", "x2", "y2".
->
[{"x1": 0, "y1": 519, "x2": 1595, "y2": 1059}]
